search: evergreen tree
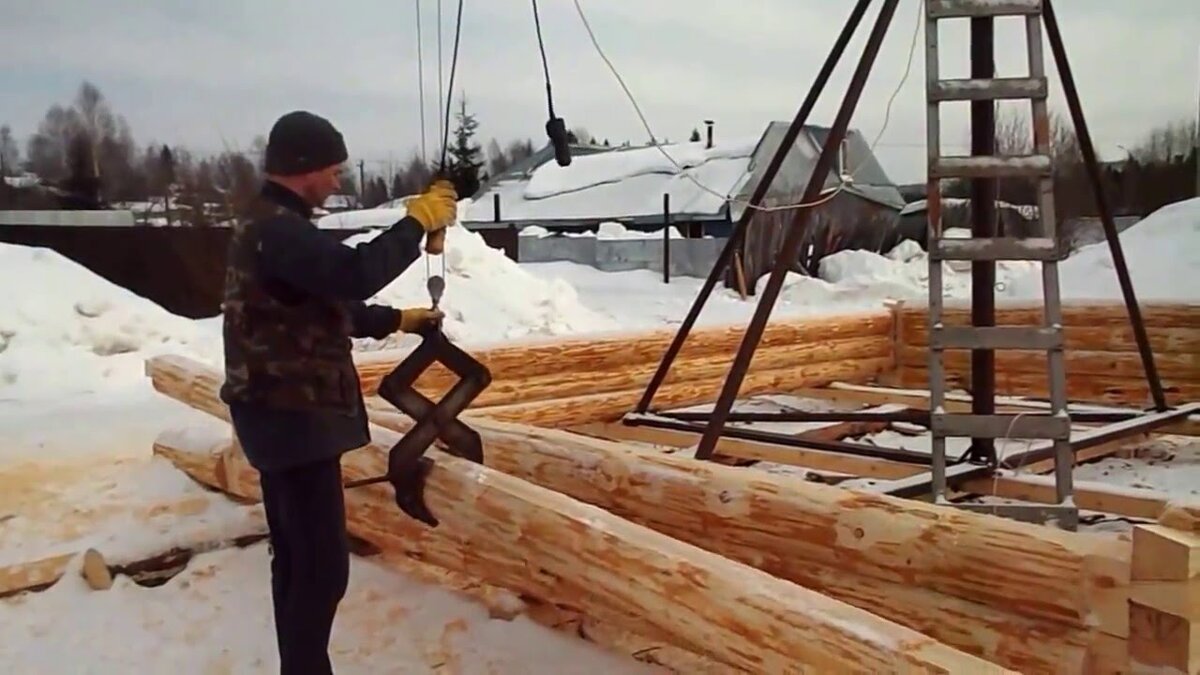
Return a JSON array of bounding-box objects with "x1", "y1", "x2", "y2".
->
[{"x1": 445, "y1": 96, "x2": 485, "y2": 198}]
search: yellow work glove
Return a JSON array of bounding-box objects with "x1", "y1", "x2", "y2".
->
[
  {"x1": 406, "y1": 180, "x2": 458, "y2": 233},
  {"x1": 398, "y1": 307, "x2": 445, "y2": 334}
]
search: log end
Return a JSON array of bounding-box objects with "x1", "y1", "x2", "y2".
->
[{"x1": 80, "y1": 549, "x2": 113, "y2": 591}]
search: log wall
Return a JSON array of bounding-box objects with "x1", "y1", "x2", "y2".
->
[
  {"x1": 893, "y1": 300, "x2": 1200, "y2": 407},
  {"x1": 355, "y1": 312, "x2": 895, "y2": 426}
]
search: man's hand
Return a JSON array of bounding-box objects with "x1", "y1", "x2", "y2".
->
[
  {"x1": 406, "y1": 180, "x2": 458, "y2": 233},
  {"x1": 398, "y1": 307, "x2": 445, "y2": 334}
]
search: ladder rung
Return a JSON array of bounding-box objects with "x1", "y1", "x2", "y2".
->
[
  {"x1": 930, "y1": 155, "x2": 1052, "y2": 179},
  {"x1": 932, "y1": 413, "x2": 1071, "y2": 440},
  {"x1": 931, "y1": 326, "x2": 1063, "y2": 350},
  {"x1": 928, "y1": 0, "x2": 1042, "y2": 19},
  {"x1": 930, "y1": 77, "x2": 1047, "y2": 102},
  {"x1": 930, "y1": 237, "x2": 1061, "y2": 261}
]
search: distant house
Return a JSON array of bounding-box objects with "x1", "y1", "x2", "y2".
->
[
  {"x1": 317, "y1": 193, "x2": 358, "y2": 215},
  {"x1": 467, "y1": 122, "x2": 906, "y2": 282}
]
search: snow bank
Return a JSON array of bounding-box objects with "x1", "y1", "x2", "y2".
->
[
  {"x1": 316, "y1": 206, "x2": 408, "y2": 230},
  {"x1": 0, "y1": 244, "x2": 218, "y2": 400},
  {"x1": 519, "y1": 225, "x2": 552, "y2": 238},
  {"x1": 1003, "y1": 197, "x2": 1200, "y2": 302},
  {"x1": 0, "y1": 543, "x2": 656, "y2": 674},
  {"x1": 339, "y1": 202, "x2": 619, "y2": 348},
  {"x1": 524, "y1": 137, "x2": 759, "y2": 200},
  {"x1": 785, "y1": 244, "x2": 1037, "y2": 309},
  {"x1": 596, "y1": 221, "x2": 683, "y2": 240}
]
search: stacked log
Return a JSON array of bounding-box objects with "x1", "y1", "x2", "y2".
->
[
  {"x1": 354, "y1": 312, "x2": 894, "y2": 425},
  {"x1": 146, "y1": 355, "x2": 1002, "y2": 673},
  {"x1": 149, "y1": 355, "x2": 1132, "y2": 673},
  {"x1": 896, "y1": 301, "x2": 1200, "y2": 406}
]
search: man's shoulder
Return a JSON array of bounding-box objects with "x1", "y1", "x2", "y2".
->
[{"x1": 252, "y1": 208, "x2": 321, "y2": 247}]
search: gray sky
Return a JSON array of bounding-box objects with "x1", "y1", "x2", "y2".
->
[{"x1": 2, "y1": 1, "x2": 1197, "y2": 184}]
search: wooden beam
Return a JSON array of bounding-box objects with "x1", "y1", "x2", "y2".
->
[
  {"x1": 569, "y1": 422, "x2": 921, "y2": 480},
  {"x1": 1127, "y1": 520, "x2": 1200, "y2": 673},
  {"x1": 958, "y1": 471, "x2": 1181, "y2": 520},
  {"x1": 800, "y1": 382, "x2": 1200, "y2": 436},
  {"x1": 147, "y1": 360, "x2": 1000, "y2": 673}
]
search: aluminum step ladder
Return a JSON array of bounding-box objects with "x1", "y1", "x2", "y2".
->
[{"x1": 924, "y1": 0, "x2": 1078, "y2": 530}]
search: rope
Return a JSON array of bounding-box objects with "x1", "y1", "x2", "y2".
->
[
  {"x1": 530, "y1": 0, "x2": 556, "y2": 120},
  {"x1": 415, "y1": 0, "x2": 427, "y2": 165},
  {"x1": 438, "y1": 0, "x2": 464, "y2": 172},
  {"x1": 436, "y1": 0, "x2": 445, "y2": 149}
]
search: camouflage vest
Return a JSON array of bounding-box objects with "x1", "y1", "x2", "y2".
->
[{"x1": 218, "y1": 198, "x2": 361, "y2": 415}]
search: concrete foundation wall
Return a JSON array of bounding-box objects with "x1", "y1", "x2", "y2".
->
[{"x1": 518, "y1": 236, "x2": 727, "y2": 277}]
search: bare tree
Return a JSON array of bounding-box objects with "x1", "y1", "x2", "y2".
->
[{"x1": 0, "y1": 125, "x2": 19, "y2": 176}]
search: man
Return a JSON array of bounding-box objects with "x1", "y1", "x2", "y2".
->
[{"x1": 219, "y1": 110, "x2": 457, "y2": 674}]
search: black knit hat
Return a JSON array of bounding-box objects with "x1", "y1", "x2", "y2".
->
[{"x1": 263, "y1": 110, "x2": 349, "y2": 176}]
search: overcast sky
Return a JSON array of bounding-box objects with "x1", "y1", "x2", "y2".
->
[{"x1": 2, "y1": 1, "x2": 1197, "y2": 184}]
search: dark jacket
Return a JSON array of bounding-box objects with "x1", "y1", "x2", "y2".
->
[{"x1": 222, "y1": 180, "x2": 426, "y2": 473}]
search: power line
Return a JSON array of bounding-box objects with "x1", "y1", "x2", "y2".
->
[{"x1": 415, "y1": 0, "x2": 427, "y2": 165}]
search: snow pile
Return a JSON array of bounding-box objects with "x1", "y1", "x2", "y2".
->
[
  {"x1": 0, "y1": 543, "x2": 656, "y2": 674},
  {"x1": 0, "y1": 244, "x2": 218, "y2": 400},
  {"x1": 523, "y1": 137, "x2": 759, "y2": 200},
  {"x1": 1003, "y1": 197, "x2": 1200, "y2": 302},
  {"x1": 596, "y1": 221, "x2": 683, "y2": 240},
  {"x1": 519, "y1": 225, "x2": 552, "y2": 238},
  {"x1": 317, "y1": 206, "x2": 408, "y2": 231},
  {"x1": 340, "y1": 204, "x2": 618, "y2": 347},
  {"x1": 772, "y1": 241, "x2": 1038, "y2": 309}
]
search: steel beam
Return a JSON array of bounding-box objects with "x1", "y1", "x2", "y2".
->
[
  {"x1": 633, "y1": 0, "x2": 877, "y2": 414},
  {"x1": 694, "y1": 0, "x2": 903, "y2": 461}
]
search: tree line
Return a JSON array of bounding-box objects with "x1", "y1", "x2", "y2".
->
[
  {"x1": 2, "y1": 80, "x2": 1194, "y2": 224},
  {"x1": 0, "y1": 81, "x2": 620, "y2": 224},
  {"x1": 939, "y1": 108, "x2": 1198, "y2": 218}
]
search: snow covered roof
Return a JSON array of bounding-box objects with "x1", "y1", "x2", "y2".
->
[
  {"x1": 3, "y1": 173, "x2": 41, "y2": 189},
  {"x1": 464, "y1": 123, "x2": 905, "y2": 227},
  {"x1": 0, "y1": 210, "x2": 137, "y2": 227},
  {"x1": 323, "y1": 194, "x2": 357, "y2": 210}
]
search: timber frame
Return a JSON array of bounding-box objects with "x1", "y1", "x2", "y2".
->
[{"x1": 626, "y1": 0, "x2": 1195, "y2": 529}]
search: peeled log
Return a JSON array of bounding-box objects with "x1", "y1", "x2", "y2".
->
[
  {"x1": 454, "y1": 336, "x2": 889, "y2": 409},
  {"x1": 898, "y1": 346, "x2": 1200, "y2": 383},
  {"x1": 902, "y1": 323, "x2": 1200, "y2": 355},
  {"x1": 146, "y1": 406, "x2": 1002, "y2": 671},
  {"x1": 1159, "y1": 500, "x2": 1200, "y2": 534},
  {"x1": 465, "y1": 357, "x2": 892, "y2": 426},
  {"x1": 154, "y1": 440, "x2": 718, "y2": 673},
  {"x1": 355, "y1": 312, "x2": 893, "y2": 396},
  {"x1": 898, "y1": 368, "x2": 1200, "y2": 407},
  {"x1": 903, "y1": 302, "x2": 1200, "y2": 329},
  {"x1": 146, "y1": 355, "x2": 1125, "y2": 670}
]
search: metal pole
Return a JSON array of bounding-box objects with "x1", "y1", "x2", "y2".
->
[
  {"x1": 969, "y1": 15, "x2": 997, "y2": 464},
  {"x1": 694, "y1": 0, "x2": 902, "y2": 461},
  {"x1": 1042, "y1": 0, "x2": 1167, "y2": 410},
  {"x1": 633, "y1": 0, "x2": 877, "y2": 414},
  {"x1": 663, "y1": 193, "x2": 671, "y2": 284}
]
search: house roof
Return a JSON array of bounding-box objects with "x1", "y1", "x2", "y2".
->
[{"x1": 463, "y1": 122, "x2": 905, "y2": 227}]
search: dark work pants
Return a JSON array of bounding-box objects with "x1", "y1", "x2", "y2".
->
[{"x1": 259, "y1": 457, "x2": 351, "y2": 675}]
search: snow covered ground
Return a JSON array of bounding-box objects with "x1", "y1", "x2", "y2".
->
[{"x1": 0, "y1": 197, "x2": 1197, "y2": 672}]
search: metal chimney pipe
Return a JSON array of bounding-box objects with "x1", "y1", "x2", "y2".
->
[{"x1": 704, "y1": 120, "x2": 714, "y2": 149}]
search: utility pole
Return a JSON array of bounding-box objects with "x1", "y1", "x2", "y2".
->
[{"x1": 358, "y1": 159, "x2": 366, "y2": 207}]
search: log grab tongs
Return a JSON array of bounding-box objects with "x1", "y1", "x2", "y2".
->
[{"x1": 345, "y1": 226, "x2": 492, "y2": 528}]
